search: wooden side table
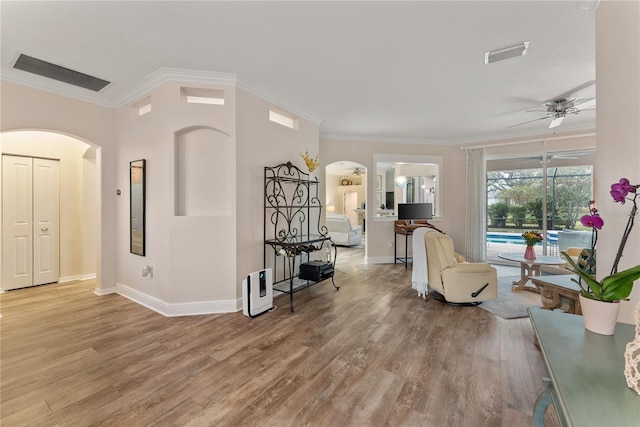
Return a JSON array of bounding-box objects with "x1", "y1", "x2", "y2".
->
[
  {"x1": 498, "y1": 252, "x2": 566, "y2": 292},
  {"x1": 529, "y1": 274, "x2": 582, "y2": 314}
]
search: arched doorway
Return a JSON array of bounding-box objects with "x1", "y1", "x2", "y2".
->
[
  {"x1": 325, "y1": 161, "x2": 366, "y2": 259},
  {"x1": 1, "y1": 130, "x2": 100, "y2": 291}
]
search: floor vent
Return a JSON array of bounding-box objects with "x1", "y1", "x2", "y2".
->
[{"x1": 13, "y1": 54, "x2": 110, "y2": 92}]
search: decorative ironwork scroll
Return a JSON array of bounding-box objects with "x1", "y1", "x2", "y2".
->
[{"x1": 264, "y1": 161, "x2": 327, "y2": 244}]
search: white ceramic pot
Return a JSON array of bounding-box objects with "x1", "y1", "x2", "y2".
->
[{"x1": 579, "y1": 294, "x2": 621, "y2": 335}]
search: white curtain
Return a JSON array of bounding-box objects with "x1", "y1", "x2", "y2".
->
[{"x1": 465, "y1": 148, "x2": 487, "y2": 262}]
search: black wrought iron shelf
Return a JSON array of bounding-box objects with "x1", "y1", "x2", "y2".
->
[
  {"x1": 264, "y1": 162, "x2": 339, "y2": 313},
  {"x1": 268, "y1": 176, "x2": 318, "y2": 184}
]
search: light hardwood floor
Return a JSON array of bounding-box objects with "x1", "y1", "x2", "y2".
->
[{"x1": 1, "y1": 247, "x2": 559, "y2": 426}]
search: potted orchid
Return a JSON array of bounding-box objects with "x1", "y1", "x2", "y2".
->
[{"x1": 561, "y1": 178, "x2": 640, "y2": 335}]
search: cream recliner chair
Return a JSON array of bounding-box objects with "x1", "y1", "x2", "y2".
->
[{"x1": 424, "y1": 232, "x2": 498, "y2": 304}]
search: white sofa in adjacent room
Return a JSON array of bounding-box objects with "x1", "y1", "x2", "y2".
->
[{"x1": 326, "y1": 214, "x2": 362, "y2": 246}]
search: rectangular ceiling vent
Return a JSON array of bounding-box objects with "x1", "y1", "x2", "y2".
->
[
  {"x1": 13, "y1": 53, "x2": 110, "y2": 92},
  {"x1": 484, "y1": 41, "x2": 530, "y2": 64}
]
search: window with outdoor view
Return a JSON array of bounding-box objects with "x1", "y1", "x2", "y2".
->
[{"x1": 486, "y1": 150, "x2": 595, "y2": 263}]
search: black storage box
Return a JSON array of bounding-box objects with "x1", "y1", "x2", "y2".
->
[{"x1": 299, "y1": 260, "x2": 334, "y2": 282}]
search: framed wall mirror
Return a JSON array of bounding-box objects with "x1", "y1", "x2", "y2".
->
[
  {"x1": 130, "y1": 159, "x2": 146, "y2": 256},
  {"x1": 374, "y1": 153, "x2": 441, "y2": 219}
]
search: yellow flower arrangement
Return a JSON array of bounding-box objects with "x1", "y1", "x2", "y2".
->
[{"x1": 301, "y1": 149, "x2": 320, "y2": 173}]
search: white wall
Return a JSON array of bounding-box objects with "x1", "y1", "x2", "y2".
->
[
  {"x1": 596, "y1": 0, "x2": 640, "y2": 323},
  {"x1": 0, "y1": 81, "x2": 116, "y2": 291}
]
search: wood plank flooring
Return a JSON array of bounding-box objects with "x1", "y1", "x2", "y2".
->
[{"x1": 1, "y1": 247, "x2": 559, "y2": 426}]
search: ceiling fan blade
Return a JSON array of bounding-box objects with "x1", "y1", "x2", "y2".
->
[
  {"x1": 574, "y1": 98, "x2": 596, "y2": 110},
  {"x1": 508, "y1": 116, "x2": 551, "y2": 128},
  {"x1": 549, "y1": 116, "x2": 565, "y2": 128},
  {"x1": 544, "y1": 80, "x2": 596, "y2": 104}
]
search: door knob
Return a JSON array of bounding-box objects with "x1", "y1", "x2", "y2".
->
[{"x1": 41, "y1": 227, "x2": 48, "y2": 232}]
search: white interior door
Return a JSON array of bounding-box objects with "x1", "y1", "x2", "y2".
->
[
  {"x1": 2, "y1": 155, "x2": 59, "y2": 290},
  {"x1": 2, "y1": 155, "x2": 33, "y2": 289},
  {"x1": 344, "y1": 191, "x2": 358, "y2": 225},
  {"x1": 33, "y1": 158, "x2": 60, "y2": 285}
]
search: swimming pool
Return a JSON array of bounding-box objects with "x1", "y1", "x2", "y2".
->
[{"x1": 486, "y1": 232, "x2": 558, "y2": 245}]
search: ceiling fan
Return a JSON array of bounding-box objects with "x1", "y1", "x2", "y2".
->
[
  {"x1": 509, "y1": 80, "x2": 596, "y2": 129},
  {"x1": 352, "y1": 167, "x2": 365, "y2": 176}
]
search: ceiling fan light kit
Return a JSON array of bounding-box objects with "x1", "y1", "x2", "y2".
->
[
  {"x1": 549, "y1": 116, "x2": 565, "y2": 129},
  {"x1": 484, "y1": 41, "x2": 529, "y2": 64},
  {"x1": 509, "y1": 80, "x2": 596, "y2": 129}
]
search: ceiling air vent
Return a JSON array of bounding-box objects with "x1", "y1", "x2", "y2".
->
[
  {"x1": 484, "y1": 41, "x2": 530, "y2": 64},
  {"x1": 13, "y1": 53, "x2": 110, "y2": 92}
]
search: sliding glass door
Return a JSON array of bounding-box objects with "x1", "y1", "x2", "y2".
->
[{"x1": 486, "y1": 150, "x2": 595, "y2": 263}]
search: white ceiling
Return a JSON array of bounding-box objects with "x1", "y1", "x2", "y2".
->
[
  {"x1": 0, "y1": 1, "x2": 597, "y2": 145},
  {"x1": 326, "y1": 161, "x2": 368, "y2": 177}
]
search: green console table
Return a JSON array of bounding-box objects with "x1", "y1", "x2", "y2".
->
[{"x1": 528, "y1": 307, "x2": 640, "y2": 426}]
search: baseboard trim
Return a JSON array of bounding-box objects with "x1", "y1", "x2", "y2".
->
[
  {"x1": 114, "y1": 282, "x2": 242, "y2": 317},
  {"x1": 59, "y1": 275, "x2": 82, "y2": 283},
  {"x1": 94, "y1": 286, "x2": 117, "y2": 296},
  {"x1": 57, "y1": 274, "x2": 97, "y2": 284}
]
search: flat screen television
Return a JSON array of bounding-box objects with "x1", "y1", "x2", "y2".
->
[{"x1": 397, "y1": 203, "x2": 433, "y2": 220}]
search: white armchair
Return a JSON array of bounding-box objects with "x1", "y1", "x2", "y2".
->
[
  {"x1": 424, "y1": 231, "x2": 497, "y2": 304},
  {"x1": 326, "y1": 214, "x2": 362, "y2": 246}
]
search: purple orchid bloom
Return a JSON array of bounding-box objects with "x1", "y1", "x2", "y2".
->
[
  {"x1": 580, "y1": 214, "x2": 604, "y2": 229},
  {"x1": 610, "y1": 178, "x2": 637, "y2": 204}
]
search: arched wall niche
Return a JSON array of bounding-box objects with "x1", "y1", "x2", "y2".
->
[{"x1": 174, "y1": 126, "x2": 232, "y2": 216}]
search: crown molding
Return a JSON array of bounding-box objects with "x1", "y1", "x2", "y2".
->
[
  {"x1": 235, "y1": 80, "x2": 322, "y2": 125},
  {"x1": 458, "y1": 129, "x2": 597, "y2": 150},
  {"x1": 320, "y1": 133, "x2": 449, "y2": 145},
  {"x1": 2, "y1": 66, "x2": 323, "y2": 125},
  {"x1": 113, "y1": 67, "x2": 238, "y2": 107}
]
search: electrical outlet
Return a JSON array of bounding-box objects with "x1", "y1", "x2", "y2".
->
[
  {"x1": 387, "y1": 241, "x2": 393, "y2": 248},
  {"x1": 142, "y1": 265, "x2": 153, "y2": 278}
]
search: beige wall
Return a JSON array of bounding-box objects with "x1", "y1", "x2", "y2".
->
[
  {"x1": 1, "y1": 131, "x2": 96, "y2": 283},
  {"x1": 320, "y1": 139, "x2": 460, "y2": 262},
  {"x1": 596, "y1": 0, "x2": 640, "y2": 323},
  {"x1": 115, "y1": 81, "x2": 238, "y2": 307},
  {"x1": 0, "y1": 79, "x2": 318, "y2": 313},
  {"x1": 324, "y1": 172, "x2": 342, "y2": 211},
  {"x1": 235, "y1": 88, "x2": 320, "y2": 293},
  {"x1": 0, "y1": 81, "x2": 116, "y2": 290},
  {"x1": 82, "y1": 147, "x2": 99, "y2": 277},
  {"x1": 1, "y1": 1, "x2": 636, "y2": 318}
]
